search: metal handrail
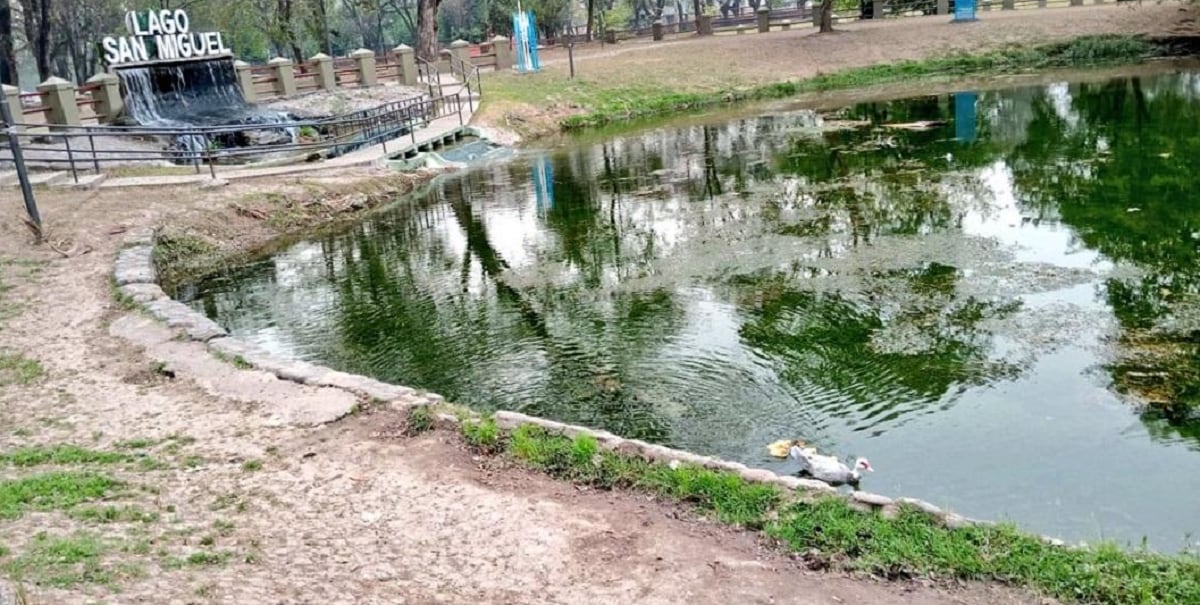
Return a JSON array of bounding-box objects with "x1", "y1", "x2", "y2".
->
[{"x1": 0, "y1": 90, "x2": 470, "y2": 182}]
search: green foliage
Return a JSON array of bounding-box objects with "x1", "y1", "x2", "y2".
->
[
  {"x1": 0, "y1": 445, "x2": 131, "y2": 467},
  {"x1": 0, "y1": 472, "x2": 119, "y2": 519},
  {"x1": 406, "y1": 405, "x2": 435, "y2": 434},
  {"x1": 0, "y1": 352, "x2": 44, "y2": 387},
  {"x1": 1, "y1": 532, "x2": 127, "y2": 588},
  {"x1": 68, "y1": 505, "x2": 160, "y2": 524},
  {"x1": 461, "y1": 416, "x2": 502, "y2": 452},
  {"x1": 241, "y1": 459, "x2": 264, "y2": 472},
  {"x1": 152, "y1": 233, "x2": 217, "y2": 285},
  {"x1": 766, "y1": 498, "x2": 1200, "y2": 605},
  {"x1": 500, "y1": 423, "x2": 1200, "y2": 604}
]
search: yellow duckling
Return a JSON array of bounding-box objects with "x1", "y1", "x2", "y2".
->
[{"x1": 767, "y1": 439, "x2": 809, "y2": 458}]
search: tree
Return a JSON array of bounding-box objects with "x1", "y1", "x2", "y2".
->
[
  {"x1": 416, "y1": 0, "x2": 441, "y2": 60},
  {"x1": 818, "y1": 0, "x2": 832, "y2": 33},
  {"x1": 0, "y1": 1, "x2": 16, "y2": 85},
  {"x1": 19, "y1": 0, "x2": 54, "y2": 81}
]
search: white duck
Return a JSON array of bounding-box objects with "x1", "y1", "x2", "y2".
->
[{"x1": 789, "y1": 445, "x2": 873, "y2": 486}]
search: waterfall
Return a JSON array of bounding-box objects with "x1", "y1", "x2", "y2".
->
[{"x1": 115, "y1": 57, "x2": 295, "y2": 159}]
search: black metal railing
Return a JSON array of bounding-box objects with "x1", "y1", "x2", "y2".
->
[
  {"x1": 0, "y1": 90, "x2": 469, "y2": 182},
  {"x1": 448, "y1": 54, "x2": 482, "y2": 114}
]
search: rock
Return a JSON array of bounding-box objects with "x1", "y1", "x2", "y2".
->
[
  {"x1": 243, "y1": 127, "x2": 293, "y2": 147},
  {"x1": 207, "y1": 336, "x2": 265, "y2": 362},
  {"x1": 121, "y1": 227, "x2": 156, "y2": 247},
  {"x1": 738, "y1": 468, "x2": 779, "y2": 484},
  {"x1": 307, "y1": 370, "x2": 412, "y2": 401},
  {"x1": 941, "y1": 513, "x2": 972, "y2": 529},
  {"x1": 433, "y1": 413, "x2": 460, "y2": 429},
  {"x1": 896, "y1": 497, "x2": 943, "y2": 516},
  {"x1": 113, "y1": 245, "x2": 156, "y2": 285},
  {"x1": 119, "y1": 282, "x2": 166, "y2": 304},
  {"x1": 142, "y1": 298, "x2": 226, "y2": 341},
  {"x1": 852, "y1": 491, "x2": 894, "y2": 507}
]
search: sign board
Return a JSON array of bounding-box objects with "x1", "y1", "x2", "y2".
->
[
  {"x1": 953, "y1": 0, "x2": 977, "y2": 22},
  {"x1": 103, "y1": 10, "x2": 230, "y2": 66}
]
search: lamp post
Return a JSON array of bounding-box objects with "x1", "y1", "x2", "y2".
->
[{"x1": 0, "y1": 83, "x2": 41, "y2": 239}]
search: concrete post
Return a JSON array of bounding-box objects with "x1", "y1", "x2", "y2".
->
[
  {"x1": 393, "y1": 44, "x2": 418, "y2": 84},
  {"x1": 937, "y1": 0, "x2": 949, "y2": 13},
  {"x1": 448, "y1": 39, "x2": 471, "y2": 69},
  {"x1": 872, "y1": 0, "x2": 883, "y2": 18},
  {"x1": 351, "y1": 48, "x2": 377, "y2": 87},
  {"x1": 1, "y1": 84, "x2": 23, "y2": 133},
  {"x1": 491, "y1": 36, "x2": 512, "y2": 71},
  {"x1": 268, "y1": 57, "x2": 297, "y2": 97},
  {"x1": 781, "y1": 19, "x2": 792, "y2": 31},
  {"x1": 812, "y1": 5, "x2": 823, "y2": 27},
  {"x1": 757, "y1": 6, "x2": 771, "y2": 32},
  {"x1": 85, "y1": 72, "x2": 122, "y2": 124},
  {"x1": 234, "y1": 60, "x2": 257, "y2": 103},
  {"x1": 1070, "y1": 0, "x2": 1083, "y2": 5},
  {"x1": 698, "y1": 14, "x2": 714, "y2": 36},
  {"x1": 652, "y1": 20, "x2": 665, "y2": 41},
  {"x1": 37, "y1": 77, "x2": 80, "y2": 128},
  {"x1": 1038, "y1": 0, "x2": 1047, "y2": 6},
  {"x1": 310, "y1": 53, "x2": 336, "y2": 91},
  {"x1": 1002, "y1": 0, "x2": 1014, "y2": 9}
]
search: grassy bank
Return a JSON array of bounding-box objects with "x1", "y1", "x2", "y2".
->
[
  {"x1": 482, "y1": 35, "x2": 1169, "y2": 135},
  {"x1": 462, "y1": 419, "x2": 1200, "y2": 605},
  {"x1": 151, "y1": 170, "x2": 437, "y2": 288}
]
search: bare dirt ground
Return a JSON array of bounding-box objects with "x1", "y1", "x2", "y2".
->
[
  {"x1": 477, "y1": 3, "x2": 1199, "y2": 136},
  {"x1": 0, "y1": 177, "x2": 1061, "y2": 603}
]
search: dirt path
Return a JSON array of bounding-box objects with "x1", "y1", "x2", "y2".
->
[{"x1": 0, "y1": 179, "x2": 1055, "y2": 604}]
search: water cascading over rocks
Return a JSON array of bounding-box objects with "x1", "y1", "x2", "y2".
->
[{"x1": 115, "y1": 57, "x2": 296, "y2": 159}]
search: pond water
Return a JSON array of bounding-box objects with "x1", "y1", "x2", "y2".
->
[{"x1": 177, "y1": 68, "x2": 1200, "y2": 551}]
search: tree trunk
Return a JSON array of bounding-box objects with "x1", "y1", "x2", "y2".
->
[
  {"x1": 586, "y1": 0, "x2": 595, "y2": 40},
  {"x1": 20, "y1": 0, "x2": 54, "y2": 81},
  {"x1": 416, "y1": 0, "x2": 441, "y2": 61},
  {"x1": 692, "y1": 0, "x2": 702, "y2": 32},
  {"x1": 819, "y1": 0, "x2": 833, "y2": 33},
  {"x1": 0, "y1": 2, "x2": 17, "y2": 86}
]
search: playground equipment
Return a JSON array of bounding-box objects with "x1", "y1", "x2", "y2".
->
[{"x1": 512, "y1": 10, "x2": 541, "y2": 73}]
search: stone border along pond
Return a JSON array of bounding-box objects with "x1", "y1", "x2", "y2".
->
[{"x1": 111, "y1": 225, "x2": 1088, "y2": 552}]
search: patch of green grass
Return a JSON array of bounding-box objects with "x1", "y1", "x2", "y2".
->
[
  {"x1": 115, "y1": 438, "x2": 157, "y2": 450},
  {"x1": 241, "y1": 459, "x2": 263, "y2": 472},
  {"x1": 0, "y1": 352, "x2": 44, "y2": 386},
  {"x1": 406, "y1": 405, "x2": 435, "y2": 434},
  {"x1": 212, "y1": 350, "x2": 252, "y2": 369},
  {"x1": 0, "y1": 472, "x2": 119, "y2": 519},
  {"x1": 540, "y1": 35, "x2": 1164, "y2": 131},
  {"x1": 185, "y1": 550, "x2": 231, "y2": 566},
  {"x1": 212, "y1": 519, "x2": 235, "y2": 536},
  {"x1": 152, "y1": 232, "x2": 218, "y2": 285},
  {"x1": 0, "y1": 444, "x2": 131, "y2": 467},
  {"x1": 0, "y1": 543, "x2": 9, "y2": 558},
  {"x1": 68, "y1": 505, "x2": 160, "y2": 524},
  {"x1": 12, "y1": 427, "x2": 33, "y2": 437},
  {"x1": 1, "y1": 531, "x2": 137, "y2": 588},
  {"x1": 109, "y1": 276, "x2": 137, "y2": 310},
  {"x1": 461, "y1": 416, "x2": 502, "y2": 453},
  {"x1": 500, "y1": 424, "x2": 1200, "y2": 605}
]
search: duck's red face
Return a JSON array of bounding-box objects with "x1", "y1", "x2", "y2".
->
[{"x1": 856, "y1": 459, "x2": 874, "y2": 472}]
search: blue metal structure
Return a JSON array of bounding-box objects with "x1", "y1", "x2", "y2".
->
[
  {"x1": 955, "y1": 92, "x2": 977, "y2": 143},
  {"x1": 953, "y1": 0, "x2": 977, "y2": 22},
  {"x1": 513, "y1": 11, "x2": 541, "y2": 73},
  {"x1": 533, "y1": 155, "x2": 554, "y2": 213}
]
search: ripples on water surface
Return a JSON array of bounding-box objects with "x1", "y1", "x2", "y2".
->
[{"x1": 179, "y1": 69, "x2": 1200, "y2": 551}]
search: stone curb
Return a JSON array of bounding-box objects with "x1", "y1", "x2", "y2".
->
[{"x1": 117, "y1": 230, "x2": 1077, "y2": 550}]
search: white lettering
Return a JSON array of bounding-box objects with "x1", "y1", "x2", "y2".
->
[
  {"x1": 133, "y1": 36, "x2": 150, "y2": 62},
  {"x1": 102, "y1": 37, "x2": 121, "y2": 65},
  {"x1": 174, "y1": 10, "x2": 190, "y2": 34},
  {"x1": 147, "y1": 11, "x2": 163, "y2": 35},
  {"x1": 159, "y1": 10, "x2": 176, "y2": 34},
  {"x1": 103, "y1": 11, "x2": 229, "y2": 65},
  {"x1": 177, "y1": 34, "x2": 193, "y2": 59},
  {"x1": 155, "y1": 35, "x2": 178, "y2": 60}
]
